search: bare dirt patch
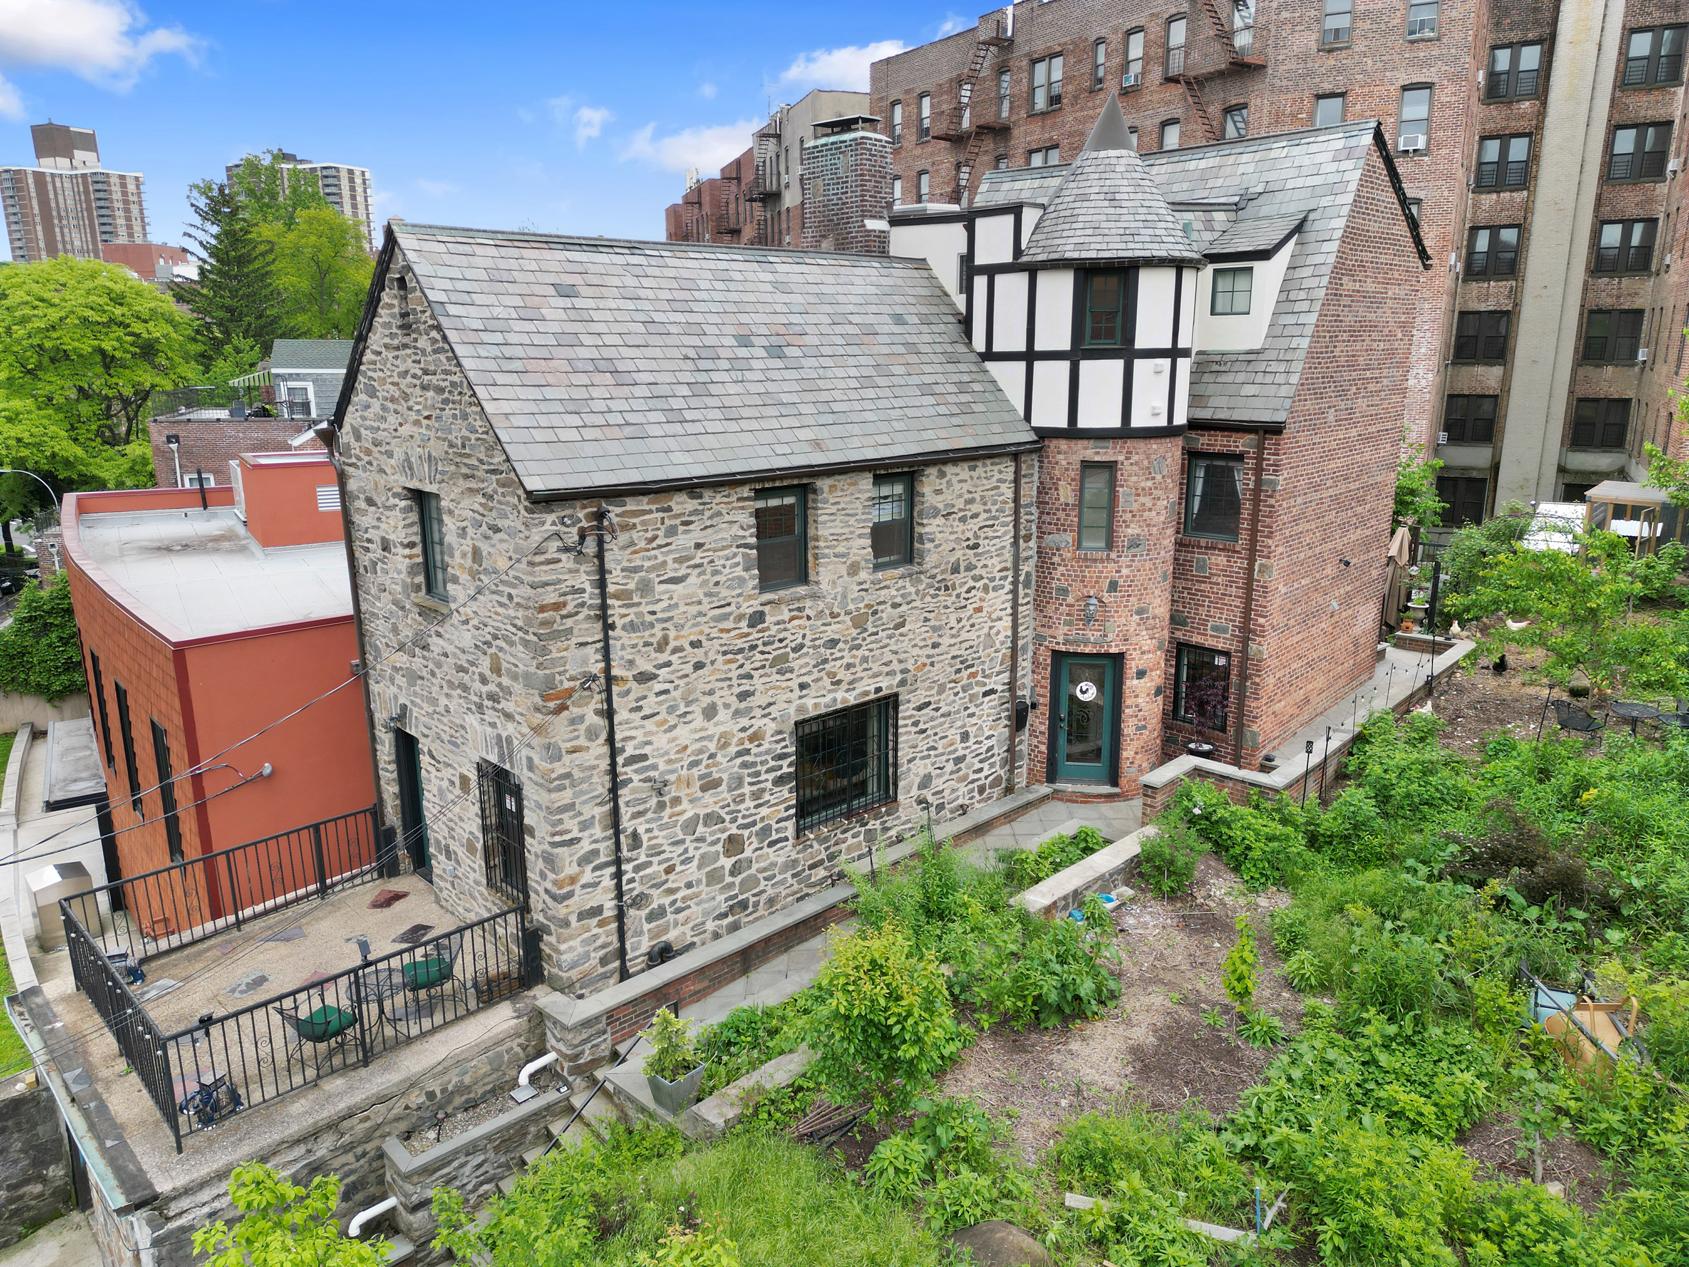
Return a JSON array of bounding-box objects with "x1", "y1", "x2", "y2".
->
[
  {"x1": 1458, "y1": 1110, "x2": 1615, "y2": 1215},
  {"x1": 940, "y1": 854, "x2": 1302, "y2": 1162},
  {"x1": 1428, "y1": 638, "x2": 1558, "y2": 753}
]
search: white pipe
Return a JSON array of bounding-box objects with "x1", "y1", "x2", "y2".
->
[
  {"x1": 347, "y1": 1196, "x2": 397, "y2": 1240},
  {"x1": 518, "y1": 1051, "x2": 559, "y2": 1088}
]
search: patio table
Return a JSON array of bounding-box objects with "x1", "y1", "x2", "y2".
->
[{"x1": 1609, "y1": 701, "x2": 1661, "y2": 735}]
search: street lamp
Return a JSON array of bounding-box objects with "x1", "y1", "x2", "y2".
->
[{"x1": 0, "y1": 469, "x2": 60, "y2": 515}]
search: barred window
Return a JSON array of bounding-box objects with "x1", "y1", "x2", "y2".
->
[
  {"x1": 477, "y1": 760, "x2": 529, "y2": 908},
  {"x1": 796, "y1": 697, "x2": 897, "y2": 833},
  {"x1": 1488, "y1": 43, "x2": 1543, "y2": 100},
  {"x1": 1608, "y1": 124, "x2": 1672, "y2": 181},
  {"x1": 1443, "y1": 395, "x2": 1498, "y2": 444},
  {"x1": 1465, "y1": 225, "x2": 1520, "y2": 277},
  {"x1": 1166, "y1": 16, "x2": 1187, "y2": 75},
  {"x1": 1475, "y1": 134, "x2": 1531, "y2": 189},
  {"x1": 1595, "y1": 220, "x2": 1657, "y2": 273},
  {"x1": 1582, "y1": 310, "x2": 1644, "y2": 363},
  {"x1": 1623, "y1": 26, "x2": 1686, "y2": 86},
  {"x1": 1174, "y1": 645, "x2": 1230, "y2": 731}
]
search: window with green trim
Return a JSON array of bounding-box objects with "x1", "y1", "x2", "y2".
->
[
  {"x1": 1078, "y1": 464, "x2": 1114, "y2": 550},
  {"x1": 1084, "y1": 271, "x2": 1126, "y2": 345}
]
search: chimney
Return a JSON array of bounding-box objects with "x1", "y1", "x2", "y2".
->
[{"x1": 799, "y1": 130, "x2": 893, "y2": 257}]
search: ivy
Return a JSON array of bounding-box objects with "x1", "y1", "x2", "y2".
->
[{"x1": 0, "y1": 581, "x2": 86, "y2": 702}]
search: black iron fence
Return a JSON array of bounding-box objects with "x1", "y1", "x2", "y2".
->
[
  {"x1": 70, "y1": 807, "x2": 383, "y2": 965},
  {"x1": 65, "y1": 898, "x2": 531, "y2": 1152}
]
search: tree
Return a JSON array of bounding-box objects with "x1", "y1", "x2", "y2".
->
[
  {"x1": 0, "y1": 256, "x2": 195, "y2": 451},
  {"x1": 0, "y1": 581, "x2": 87, "y2": 701},
  {"x1": 260, "y1": 204, "x2": 375, "y2": 339},
  {"x1": 227, "y1": 150, "x2": 336, "y2": 229},
  {"x1": 193, "y1": 1163, "x2": 384, "y2": 1267},
  {"x1": 1394, "y1": 440, "x2": 1445, "y2": 533},
  {"x1": 177, "y1": 180, "x2": 287, "y2": 359}
]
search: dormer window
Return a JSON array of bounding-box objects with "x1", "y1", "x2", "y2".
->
[
  {"x1": 1211, "y1": 267, "x2": 1253, "y2": 315},
  {"x1": 1084, "y1": 271, "x2": 1127, "y2": 345}
]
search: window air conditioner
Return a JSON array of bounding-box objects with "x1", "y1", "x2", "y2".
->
[
  {"x1": 1122, "y1": 71, "x2": 1142, "y2": 87},
  {"x1": 1639, "y1": 348, "x2": 1650, "y2": 361},
  {"x1": 1398, "y1": 134, "x2": 1427, "y2": 153}
]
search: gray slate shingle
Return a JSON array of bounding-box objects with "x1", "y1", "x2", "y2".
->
[
  {"x1": 268, "y1": 338, "x2": 354, "y2": 370},
  {"x1": 392, "y1": 226, "x2": 1036, "y2": 499},
  {"x1": 1018, "y1": 148, "x2": 1206, "y2": 268}
]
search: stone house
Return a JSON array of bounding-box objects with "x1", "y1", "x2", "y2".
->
[
  {"x1": 335, "y1": 224, "x2": 1039, "y2": 995},
  {"x1": 891, "y1": 98, "x2": 1427, "y2": 795}
]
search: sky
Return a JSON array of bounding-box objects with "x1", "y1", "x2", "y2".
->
[{"x1": 0, "y1": 0, "x2": 979, "y2": 258}]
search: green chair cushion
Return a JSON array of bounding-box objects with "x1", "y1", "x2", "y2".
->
[
  {"x1": 298, "y1": 1005, "x2": 355, "y2": 1042},
  {"x1": 403, "y1": 957, "x2": 451, "y2": 992}
]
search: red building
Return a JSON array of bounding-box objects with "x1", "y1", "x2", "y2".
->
[{"x1": 62, "y1": 453, "x2": 376, "y2": 920}]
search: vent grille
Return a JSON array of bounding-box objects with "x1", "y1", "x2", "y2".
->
[{"x1": 316, "y1": 484, "x2": 342, "y2": 512}]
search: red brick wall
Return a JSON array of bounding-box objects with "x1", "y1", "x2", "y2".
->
[
  {"x1": 1029, "y1": 434, "x2": 1182, "y2": 796},
  {"x1": 147, "y1": 417, "x2": 324, "y2": 490}
]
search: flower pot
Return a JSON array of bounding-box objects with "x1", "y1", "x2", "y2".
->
[{"x1": 647, "y1": 1064, "x2": 706, "y2": 1115}]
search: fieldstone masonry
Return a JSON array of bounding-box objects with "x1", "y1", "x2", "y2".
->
[
  {"x1": 341, "y1": 254, "x2": 1036, "y2": 998},
  {"x1": 0, "y1": 1083, "x2": 73, "y2": 1248}
]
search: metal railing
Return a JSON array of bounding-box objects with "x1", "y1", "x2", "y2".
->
[
  {"x1": 70, "y1": 807, "x2": 383, "y2": 966},
  {"x1": 65, "y1": 897, "x2": 531, "y2": 1151}
]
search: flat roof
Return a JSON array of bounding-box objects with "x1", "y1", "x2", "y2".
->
[{"x1": 75, "y1": 507, "x2": 351, "y2": 641}]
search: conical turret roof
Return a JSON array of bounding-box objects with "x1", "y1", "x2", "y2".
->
[{"x1": 1018, "y1": 97, "x2": 1206, "y2": 269}]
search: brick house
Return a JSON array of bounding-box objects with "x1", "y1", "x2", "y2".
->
[
  {"x1": 891, "y1": 99, "x2": 1427, "y2": 792},
  {"x1": 333, "y1": 222, "x2": 1039, "y2": 995},
  {"x1": 870, "y1": 0, "x2": 1689, "y2": 526}
]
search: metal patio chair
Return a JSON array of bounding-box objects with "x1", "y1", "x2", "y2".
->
[
  {"x1": 1551, "y1": 698, "x2": 1606, "y2": 738},
  {"x1": 275, "y1": 1000, "x2": 359, "y2": 1074}
]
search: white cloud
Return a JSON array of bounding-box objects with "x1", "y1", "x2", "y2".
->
[
  {"x1": 0, "y1": 0, "x2": 198, "y2": 89},
  {"x1": 778, "y1": 39, "x2": 906, "y2": 93},
  {"x1": 698, "y1": 81, "x2": 717, "y2": 99},
  {"x1": 573, "y1": 105, "x2": 612, "y2": 148},
  {"x1": 935, "y1": 13, "x2": 968, "y2": 37},
  {"x1": 0, "y1": 75, "x2": 22, "y2": 121},
  {"x1": 621, "y1": 118, "x2": 760, "y2": 175}
]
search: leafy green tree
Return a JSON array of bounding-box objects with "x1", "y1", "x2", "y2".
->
[
  {"x1": 1395, "y1": 440, "x2": 1445, "y2": 532},
  {"x1": 178, "y1": 179, "x2": 287, "y2": 359},
  {"x1": 193, "y1": 1162, "x2": 384, "y2": 1267},
  {"x1": 0, "y1": 581, "x2": 87, "y2": 701},
  {"x1": 227, "y1": 150, "x2": 337, "y2": 228},
  {"x1": 259, "y1": 204, "x2": 374, "y2": 339},
  {"x1": 0, "y1": 256, "x2": 194, "y2": 453},
  {"x1": 1644, "y1": 388, "x2": 1689, "y2": 508}
]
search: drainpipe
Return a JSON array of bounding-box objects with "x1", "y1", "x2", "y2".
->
[
  {"x1": 1005, "y1": 453, "x2": 1023, "y2": 791},
  {"x1": 346, "y1": 1197, "x2": 397, "y2": 1240},
  {"x1": 321, "y1": 422, "x2": 394, "y2": 872},
  {"x1": 1230, "y1": 433, "x2": 1270, "y2": 769},
  {"x1": 594, "y1": 507, "x2": 630, "y2": 983}
]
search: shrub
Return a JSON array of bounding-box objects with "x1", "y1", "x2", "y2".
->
[
  {"x1": 1137, "y1": 825, "x2": 1200, "y2": 897},
  {"x1": 1464, "y1": 1180, "x2": 1653, "y2": 1267},
  {"x1": 1006, "y1": 824, "x2": 1109, "y2": 890},
  {"x1": 646, "y1": 1008, "x2": 702, "y2": 1082},
  {"x1": 1348, "y1": 711, "x2": 1476, "y2": 830},
  {"x1": 695, "y1": 996, "x2": 813, "y2": 1097},
  {"x1": 1239, "y1": 1009, "x2": 1286, "y2": 1047},
  {"x1": 0, "y1": 581, "x2": 85, "y2": 702},
  {"x1": 804, "y1": 921, "x2": 965, "y2": 1121},
  {"x1": 1174, "y1": 781, "x2": 1317, "y2": 890},
  {"x1": 1222, "y1": 914, "x2": 1258, "y2": 1015},
  {"x1": 640, "y1": 1221, "x2": 740, "y2": 1267},
  {"x1": 865, "y1": 1136, "x2": 929, "y2": 1203},
  {"x1": 980, "y1": 904, "x2": 1121, "y2": 1029},
  {"x1": 1052, "y1": 1104, "x2": 1250, "y2": 1223},
  {"x1": 1307, "y1": 787, "x2": 1392, "y2": 869}
]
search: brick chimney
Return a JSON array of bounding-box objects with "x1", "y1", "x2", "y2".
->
[{"x1": 799, "y1": 131, "x2": 892, "y2": 256}]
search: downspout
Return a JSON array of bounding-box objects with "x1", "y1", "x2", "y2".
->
[
  {"x1": 1230, "y1": 434, "x2": 1269, "y2": 769},
  {"x1": 1005, "y1": 453, "x2": 1023, "y2": 791},
  {"x1": 594, "y1": 507, "x2": 630, "y2": 983},
  {"x1": 322, "y1": 424, "x2": 394, "y2": 871}
]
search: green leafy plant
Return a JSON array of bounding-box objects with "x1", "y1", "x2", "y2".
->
[
  {"x1": 646, "y1": 1008, "x2": 703, "y2": 1083},
  {"x1": 805, "y1": 920, "x2": 965, "y2": 1121},
  {"x1": 0, "y1": 581, "x2": 87, "y2": 701},
  {"x1": 1006, "y1": 824, "x2": 1110, "y2": 889},
  {"x1": 1201, "y1": 1006, "x2": 1227, "y2": 1030},
  {"x1": 1222, "y1": 913, "x2": 1258, "y2": 1017},
  {"x1": 195, "y1": 1163, "x2": 384, "y2": 1266},
  {"x1": 981, "y1": 904, "x2": 1121, "y2": 1029},
  {"x1": 864, "y1": 1135, "x2": 929, "y2": 1204},
  {"x1": 1283, "y1": 949, "x2": 1323, "y2": 992},
  {"x1": 1138, "y1": 824, "x2": 1200, "y2": 897},
  {"x1": 640, "y1": 1220, "x2": 740, "y2": 1267},
  {"x1": 1239, "y1": 1009, "x2": 1286, "y2": 1047},
  {"x1": 1395, "y1": 440, "x2": 1446, "y2": 532}
]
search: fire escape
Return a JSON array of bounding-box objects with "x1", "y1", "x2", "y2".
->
[
  {"x1": 745, "y1": 117, "x2": 782, "y2": 246},
  {"x1": 1171, "y1": 0, "x2": 1265, "y2": 144},
  {"x1": 932, "y1": 18, "x2": 1013, "y2": 205}
]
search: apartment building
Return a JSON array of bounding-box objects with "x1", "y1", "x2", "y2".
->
[
  {"x1": 664, "y1": 89, "x2": 874, "y2": 247},
  {"x1": 227, "y1": 151, "x2": 375, "y2": 245},
  {"x1": 872, "y1": 0, "x2": 1689, "y2": 522},
  {"x1": 1, "y1": 123, "x2": 149, "y2": 262}
]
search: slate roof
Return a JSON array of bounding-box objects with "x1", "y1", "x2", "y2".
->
[
  {"x1": 268, "y1": 339, "x2": 354, "y2": 371},
  {"x1": 1201, "y1": 214, "x2": 1305, "y2": 259},
  {"x1": 388, "y1": 225, "x2": 1037, "y2": 499},
  {"x1": 972, "y1": 165, "x2": 1066, "y2": 209},
  {"x1": 1019, "y1": 98, "x2": 1205, "y2": 269},
  {"x1": 1143, "y1": 122, "x2": 1395, "y2": 425}
]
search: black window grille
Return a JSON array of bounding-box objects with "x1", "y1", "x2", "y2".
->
[
  {"x1": 417, "y1": 490, "x2": 448, "y2": 599},
  {"x1": 1454, "y1": 311, "x2": 1510, "y2": 362},
  {"x1": 1582, "y1": 310, "x2": 1644, "y2": 362},
  {"x1": 795, "y1": 697, "x2": 897, "y2": 833},
  {"x1": 755, "y1": 487, "x2": 807, "y2": 589},
  {"x1": 477, "y1": 760, "x2": 530, "y2": 908},
  {"x1": 1078, "y1": 464, "x2": 1115, "y2": 551},
  {"x1": 1465, "y1": 226, "x2": 1519, "y2": 277},
  {"x1": 1571, "y1": 399, "x2": 1631, "y2": 449},
  {"x1": 1184, "y1": 454, "x2": 1245, "y2": 541},
  {"x1": 151, "y1": 719, "x2": 183, "y2": 863},
  {"x1": 872, "y1": 474, "x2": 914, "y2": 568},
  {"x1": 115, "y1": 681, "x2": 141, "y2": 812},
  {"x1": 1475, "y1": 135, "x2": 1531, "y2": 188},
  {"x1": 1594, "y1": 219, "x2": 1657, "y2": 272},
  {"x1": 1608, "y1": 124, "x2": 1672, "y2": 180},
  {"x1": 1174, "y1": 644, "x2": 1231, "y2": 731},
  {"x1": 90, "y1": 650, "x2": 114, "y2": 768},
  {"x1": 1166, "y1": 17, "x2": 1187, "y2": 74},
  {"x1": 1443, "y1": 395, "x2": 1498, "y2": 444},
  {"x1": 1624, "y1": 26, "x2": 1686, "y2": 86}
]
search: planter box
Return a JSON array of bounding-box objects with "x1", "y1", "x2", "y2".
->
[
  {"x1": 647, "y1": 1064, "x2": 705, "y2": 1115},
  {"x1": 680, "y1": 1046, "x2": 815, "y2": 1141},
  {"x1": 1015, "y1": 827, "x2": 1157, "y2": 920}
]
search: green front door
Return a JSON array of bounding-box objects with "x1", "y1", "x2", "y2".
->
[{"x1": 1055, "y1": 655, "x2": 1116, "y2": 783}]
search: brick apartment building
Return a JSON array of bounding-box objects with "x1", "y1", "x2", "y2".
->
[
  {"x1": 871, "y1": 0, "x2": 1689, "y2": 521},
  {"x1": 664, "y1": 89, "x2": 873, "y2": 247},
  {"x1": 892, "y1": 98, "x2": 1426, "y2": 789},
  {"x1": 61, "y1": 457, "x2": 374, "y2": 907},
  {"x1": 1, "y1": 123, "x2": 149, "y2": 263}
]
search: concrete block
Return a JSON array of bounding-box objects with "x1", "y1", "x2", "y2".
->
[
  {"x1": 679, "y1": 1046, "x2": 815, "y2": 1141},
  {"x1": 1016, "y1": 827, "x2": 1158, "y2": 920}
]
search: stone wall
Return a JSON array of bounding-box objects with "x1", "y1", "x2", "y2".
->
[
  {"x1": 0, "y1": 1082, "x2": 74, "y2": 1248},
  {"x1": 339, "y1": 250, "x2": 1036, "y2": 1001}
]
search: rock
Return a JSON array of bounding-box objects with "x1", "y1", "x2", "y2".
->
[
  {"x1": 947, "y1": 1221, "x2": 1053, "y2": 1267},
  {"x1": 1544, "y1": 1181, "x2": 1566, "y2": 1199}
]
